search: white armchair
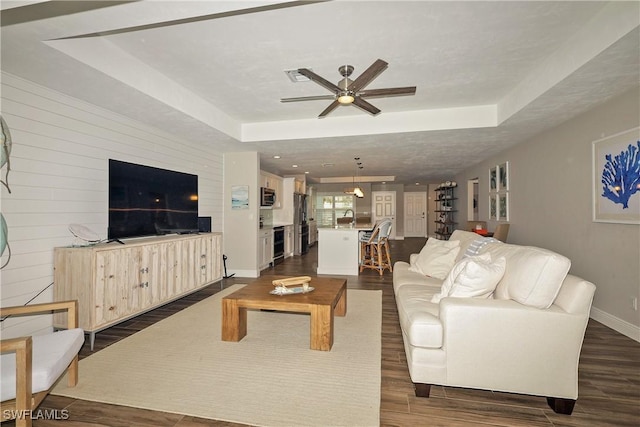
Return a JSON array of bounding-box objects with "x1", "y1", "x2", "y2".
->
[{"x1": 1, "y1": 300, "x2": 84, "y2": 427}]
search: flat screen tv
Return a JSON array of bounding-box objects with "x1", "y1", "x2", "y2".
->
[{"x1": 108, "y1": 159, "x2": 199, "y2": 239}]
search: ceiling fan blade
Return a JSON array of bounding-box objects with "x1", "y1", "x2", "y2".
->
[
  {"x1": 348, "y1": 59, "x2": 388, "y2": 93},
  {"x1": 359, "y1": 86, "x2": 417, "y2": 98},
  {"x1": 297, "y1": 68, "x2": 341, "y2": 93},
  {"x1": 353, "y1": 97, "x2": 381, "y2": 115},
  {"x1": 319, "y1": 100, "x2": 340, "y2": 117},
  {"x1": 281, "y1": 95, "x2": 336, "y2": 103}
]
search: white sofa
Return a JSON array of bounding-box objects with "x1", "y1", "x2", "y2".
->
[{"x1": 393, "y1": 230, "x2": 595, "y2": 415}]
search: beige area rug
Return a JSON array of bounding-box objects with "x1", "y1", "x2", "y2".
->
[{"x1": 53, "y1": 285, "x2": 382, "y2": 427}]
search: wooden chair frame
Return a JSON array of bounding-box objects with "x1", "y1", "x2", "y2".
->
[
  {"x1": 359, "y1": 221, "x2": 393, "y2": 275},
  {"x1": 493, "y1": 223, "x2": 510, "y2": 242},
  {"x1": 0, "y1": 300, "x2": 79, "y2": 427}
]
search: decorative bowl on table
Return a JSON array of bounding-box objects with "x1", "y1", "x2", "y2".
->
[{"x1": 270, "y1": 276, "x2": 314, "y2": 295}]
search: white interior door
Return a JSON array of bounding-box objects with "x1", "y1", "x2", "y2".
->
[
  {"x1": 372, "y1": 191, "x2": 396, "y2": 239},
  {"x1": 404, "y1": 192, "x2": 427, "y2": 237}
]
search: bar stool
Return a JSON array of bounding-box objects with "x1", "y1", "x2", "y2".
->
[{"x1": 359, "y1": 219, "x2": 393, "y2": 275}]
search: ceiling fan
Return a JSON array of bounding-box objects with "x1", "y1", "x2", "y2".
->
[{"x1": 281, "y1": 59, "x2": 416, "y2": 117}]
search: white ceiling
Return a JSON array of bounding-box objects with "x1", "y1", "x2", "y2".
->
[{"x1": 1, "y1": 1, "x2": 639, "y2": 184}]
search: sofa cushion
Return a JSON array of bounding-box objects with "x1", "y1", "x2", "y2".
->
[
  {"x1": 408, "y1": 238, "x2": 460, "y2": 280},
  {"x1": 393, "y1": 261, "x2": 443, "y2": 294},
  {"x1": 396, "y1": 284, "x2": 443, "y2": 349},
  {"x1": 431, "y1": 253, "x2": 506, "y2": 303},
  {"x1": 482, "y1": 242, "x2": 571, "y2": 309}
]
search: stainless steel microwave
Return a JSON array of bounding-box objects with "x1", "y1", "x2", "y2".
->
[{"x1": 260, "y1": 187, "x2": 276, "y2": 206}]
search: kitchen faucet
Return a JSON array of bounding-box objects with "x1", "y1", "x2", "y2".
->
[{"x1": 343, "y1": 209, "x2": 355, "y2": 223}]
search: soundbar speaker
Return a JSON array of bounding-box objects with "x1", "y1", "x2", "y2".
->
[{"x1": 198, "y1": 216, "x2": 211, "y2": 233}]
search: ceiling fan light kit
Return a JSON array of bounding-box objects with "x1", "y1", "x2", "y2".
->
[
  {"x1": 281, "y1": 59, "x2": 416, "y2": 117},
  {"x1": 337, "y1": 94, "x2": 354, "y2": 104}
]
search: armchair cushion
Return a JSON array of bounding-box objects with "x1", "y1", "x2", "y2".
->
[
  {"x1": 409, "y1": 238, "x2": 460, "y2": 280},
  {"x1": 431, "y1": 253, "x2": 506, "y2": 303},
  {"x1": 1, "y1": 328, "x2": 84, "y2": 400}
]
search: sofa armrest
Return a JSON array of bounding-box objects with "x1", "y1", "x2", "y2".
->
[
  {"x1": 409, "y1": 253, "x2": 418, "y2": 265},
  {"x1": 438, "y1": 297, "x2": 589, "y2": 398}
]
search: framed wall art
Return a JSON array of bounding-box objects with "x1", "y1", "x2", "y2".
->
[
  {"x1": 489, "y1": 194, "x2": 497, "y2": 220},
  {"x1": 231, "y1": 185, "x2": 249, "y2": 210},
  {"x1": 498, "y1": 192, "x2": 509, "y2": 221},
  {"x1": 592, "y1": 127, "x2": 640, "y2": 224},
  {"x1": 490, "y1": 166, "x2": 497, "y2": 191},
  {"x1": 499, "y1": 161, "x2": 509, "y2": 191},
  {"x1": 489, "y1": 161, "x2": 510, "y2": 222}
]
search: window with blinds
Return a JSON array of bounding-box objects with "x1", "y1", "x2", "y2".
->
[{"x1": 315, "y1": 193, "x2": 354, "y2": 227}]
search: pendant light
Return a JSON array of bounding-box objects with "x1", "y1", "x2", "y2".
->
[
  {"x1": 353, "y1": 158, "x2": 364, "y2": 198},
  {"x1": 344, "y1": 157, "x2": 364, "y2": 198}
]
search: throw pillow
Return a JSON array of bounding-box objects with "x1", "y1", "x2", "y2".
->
[
  {"x1": 464, "y1": 237, "x2": 500, "y2": 258},
  {"x1": 431, "y1": 253, "x2": 506, "y2": 303},
  {"x1": 408, "y1": 238, "x2": 460, "y2": 280}
]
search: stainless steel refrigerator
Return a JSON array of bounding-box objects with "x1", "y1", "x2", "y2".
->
[{"x1": 293, "y1": 193, "x2": 309, "y2": 255}]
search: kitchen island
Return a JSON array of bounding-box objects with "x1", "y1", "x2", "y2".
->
[{"x1": 317, "y1": 224, "x2": 373, "y2": 276}]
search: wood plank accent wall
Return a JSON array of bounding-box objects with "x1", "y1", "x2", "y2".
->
[{"x1": 0, "y1": 72, "x2": 224, "y2": 338}]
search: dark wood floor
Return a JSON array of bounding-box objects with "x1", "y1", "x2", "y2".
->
[{"x1": 26, "y1": 238, "x2": 640, "y2": 426}]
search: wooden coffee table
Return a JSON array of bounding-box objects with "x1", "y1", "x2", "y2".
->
[{"x1": 221, "y1": 276, "x2": 347, "y2": 351}]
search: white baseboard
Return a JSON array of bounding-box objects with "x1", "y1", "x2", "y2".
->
[
  {"x1": 229, "y1": 269, "x2": 260, "y2": 278},
  {"x1": 590, "y1": 306, "x2": 640, "y2": 343}
]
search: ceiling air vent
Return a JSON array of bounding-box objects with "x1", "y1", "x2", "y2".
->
[{"x1": 285, "y1": 69, "x2": 311, "y2": 83}]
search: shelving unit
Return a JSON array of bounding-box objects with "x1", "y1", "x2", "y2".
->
[{"x1": 434, "y1": 186, "x2": 457, "y2": 240}]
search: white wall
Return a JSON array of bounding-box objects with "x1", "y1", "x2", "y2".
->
[
  {"x1": 223, "y1": 151, "x2": 260, "y2": 277},
  {"x1": 456, "y1": 89, "x2": 640, "y2": 341},
  {"x1": 0, "y1": 73, "x2": 224, "y2": 338}
]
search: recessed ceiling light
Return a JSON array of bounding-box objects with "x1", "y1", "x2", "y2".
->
[
  {"x1": 292, "y1": 164, "x2": 298, "y2": 168},
  {"x1": 273, "y1": 155, "x2": 281, "y2": 159},
  {"x1": 415, "y1": 182, "x2": 420, "y2": 185},
  {"x1": 304, "y1": 171, "x2": 309, "y2": 174},
  {"x1": 284, "y1": 69, "x2": 311, "y2": 83}
]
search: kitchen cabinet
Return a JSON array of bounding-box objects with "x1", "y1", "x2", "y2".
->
[
  {"x1": 308, "y1": 220, "x2": 317, "y2": 246},
  {"x1": 259, "y1": 228, "x2": 274, "y2": 270},
  {"x1": 284, "y1": 225, "x2": 294, "y2": 258},
  {"x1": 53, "y1": 233, "x2": 222, "y2": 349},
  {"x1": 317, "y1": 228, "x2": 360, "y2": 276}
]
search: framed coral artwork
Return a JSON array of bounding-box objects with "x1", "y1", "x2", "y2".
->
[{"x1": 592, "y1": 127, "x2": 640, "y2": 224}]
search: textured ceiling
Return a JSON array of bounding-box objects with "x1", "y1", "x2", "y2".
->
[{"x1": 1, "y1": 1, "x2": 638, "y2": 184}]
